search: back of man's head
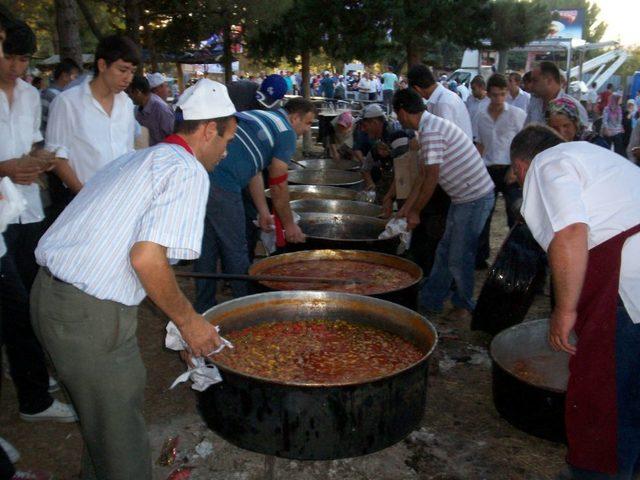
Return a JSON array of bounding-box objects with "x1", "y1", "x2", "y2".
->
[
  {"x1": 539, "y1": 61, "x2": 561, "y2": 85},
  {"x1": 470, "y1": 75, "x2": 486, "y2": 89},
  {"x1": 93, "y1": 35, "x2": 140, "y2": 76},
  {"x1": 407, "y1": 64, "x2": 436, "y2": 89},
  {"x1": 393, "y1": 87, "x2": 426, "y2": 114},
  {"x1": 487, "y1": 73, "x2": 508, "y2": 91},
  {"x1": 508, "y1": 72, "x2": 522, "y2": 84},
  {"x1": 130, "y1": 74, "x2": 150, "y2": 94},
  {"x1": 53, "y1": 57, "x2": 81, "y2": 81},
  {"x1": 284, "y1": 97, "x2": 316, "y2": 117},
  {"x1": 510, "y1": 124, "x2": 565, "y2": 163}
]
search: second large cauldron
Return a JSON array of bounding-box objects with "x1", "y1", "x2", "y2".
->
[{"x1": 199, "y1": 291, "x2": 438, "y2": 460}]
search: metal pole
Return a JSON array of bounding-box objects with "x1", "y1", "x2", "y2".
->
[{"x1": 565, "y1": 43, "x2": 572, "y2": 93}]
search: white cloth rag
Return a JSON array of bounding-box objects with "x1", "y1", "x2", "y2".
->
[
  {"x1": 255, "y1": 211, "x2": 300, "y2": 254},
  {"x1": 165, "y1": 322, "x2": 233, "y2": 392},
  {"x1": 379, "y1": 217, "x2": 412, "y2": 249},
  {"x1": 0, "y1": 177, "x2": 27, "y2": 233}
]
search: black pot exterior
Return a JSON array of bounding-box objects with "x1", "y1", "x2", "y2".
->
[
  {"x1": 492, "y1": 363, "x2": 566, "y2": 443},
  {"x1": 198, "y1": 360, "x2": 430, "y2": 460}
]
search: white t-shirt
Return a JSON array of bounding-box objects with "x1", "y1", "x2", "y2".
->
[
  {"x1": 45, "y1": 77, "x2": 135, "y2": 184},
  {"x1": 521, "y1": 141, "x2": 640, "y2": 323},
  {"x1": 473, "y1": 103, "x2": 526, "y2": 166},
  {"x1": 427, "y1": 84, "x2": 473, "y2": 140},
  {"x1": 358, "y1": 77, "x2": 373, "y2": 93},
  {"x1": 0, "y1": 78, "x2": 45, "y2": 224}
]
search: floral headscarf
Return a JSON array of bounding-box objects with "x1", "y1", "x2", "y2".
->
[
  {"x1": 546, "y1": 97, "x2": 582, "y2": 127},
  {"x1": 605, "y1": 93, "x2": 622, "y2": 124}
]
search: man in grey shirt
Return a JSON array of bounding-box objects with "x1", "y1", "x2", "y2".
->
[{"x1": 128, "y1": 75, "x2": 174, "y2": 146}]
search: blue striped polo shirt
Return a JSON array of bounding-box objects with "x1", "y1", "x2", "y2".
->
[{"x1": 211, "y1": 109, "x2": 296, "y2": 192}]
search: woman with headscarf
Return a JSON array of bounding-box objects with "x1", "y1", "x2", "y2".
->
[
  {"x1": 546, "y1": 97, "x2": 609, "y2": 149},
  {"x1": 623, "y1": 98, "x2": 638, "y2": 150},
  {"x1": 602, "y1": 93, "x2": 626, "y2": 155}
]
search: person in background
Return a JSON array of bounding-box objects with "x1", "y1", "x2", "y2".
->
[
  {"x1": 381, "y1": 65, "x2": 398, "y2": 113},
  {"x1": 40, "y1": 57, "x2": 80, "y2": 134},
  {"x1": 602, "y1": 93, "x2": 625, "y2": 156},
  {"x1": 319, "y1": 71, "x2": 334, "y2": 99},
  {"x1": 473, "y1": 73, "x2": 526, "y2": 269},
  {"x1": 457, "y1": 80, "x2": 470, "y2": 102},
  {"x1": 326, "y1": 111, "x2": 353, "y2": 161},
  {"x1": 511, "y1": 124, "x2": 640, "y2": 480},
  {"x1": 526, "y1": 61, "x2": 587, "y2": 126},
  {"x1": 30, "y1": 76, "x2": 42, "y2": 91},
  {"x1": 596, "y1": 82, "x2": 613, "y2": 116},
  {"x1": 546, "y1": 97, "x2": 609, "y2": 149},
  {"x1": 627, "y1": 121, "x2": 640, "y2": 164},
  {"x1": 522, "y1": 71, "x2": 533, "y2": 93},
  {"x1": 128, "y1": 75, "x2": 174, "y2": 146},
  {"x1": 146, "y1": 72, "x2": 171, "y2": 102},
  {"x1": 506, "y1": 72, "x2": 530, "y2": 113},
  {"x1": 585, "y1": 81, "x2": 598, "y2": 119},
  {"x1": 623, "y1": 99, "x2": 638, "y2": 151},
  {"x1": 466, "y1": 75, "x2": 489, "y2": 129},
  {"x1": 333, "y1": 75, "x2": 346, "y2": 100},
  {"x1": 0, "y1": 18, "x2": 78, "y2": 431},
  {"x1": 284, "y1": 71, "x2": 294, "y2": 95},
  {"x1": 45, "y1": 35, "x2": 139, "y2": 204},
  {"x1": 358, "y1": 72, "x2": 374, "y2": 101},
  {"x1": 393, "y1": 88, "x2": 495, "y2": 322}
]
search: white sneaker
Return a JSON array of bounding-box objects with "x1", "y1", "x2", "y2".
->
[
  {"x1": 19, "y1": 399, "x2": 78, "y2": 423},
  {"x1": 47, "y1": 376, "x2": 60, "y2": 393},
  {"x1": 0, "y1": 436, "x2": 20, "y2": 463}
]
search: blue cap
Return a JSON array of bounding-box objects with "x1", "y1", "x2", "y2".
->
[{"x1": 256, "y1": 74, "x2": 287, "y2": 109}]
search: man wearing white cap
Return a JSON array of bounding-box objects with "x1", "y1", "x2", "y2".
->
[
  {"x1": 146, "y1": 71, "x2": 171, "y2": 101},
  {"x1": 31, "y1": 78, "x2": 237, "y2": 480}
]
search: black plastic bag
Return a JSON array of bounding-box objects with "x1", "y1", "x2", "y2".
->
[{"x1": 471, "y1": 223, "x2": 547, "y2": 336}]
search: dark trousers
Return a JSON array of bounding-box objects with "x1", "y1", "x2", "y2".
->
[
  {"x1": 476, "y1": 165, "x2": 522, "y2": 265},
  {"x1": 605, "y1": 133, "x2": 626, "y2": 157},
  {"x1": 0, "y1": 222, "x2": 52, "y2": 414}
]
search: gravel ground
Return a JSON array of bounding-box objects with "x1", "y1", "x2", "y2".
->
[{"x1": 0, "y1": 197, "x2": 566, "y2": 480}]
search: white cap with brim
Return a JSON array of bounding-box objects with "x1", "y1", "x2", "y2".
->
[
  {"x1": 176, "y1": 79, "x2": 236, "y2": 120},
  {"x1": 362, "y1": 103, "x2": 385, "y2": 119},
  {"x1": 146, "y1": 72, "x2": 173, "y2": 89}
]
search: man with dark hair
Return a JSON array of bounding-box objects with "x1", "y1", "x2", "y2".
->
[
  {"x1": 193, "y1": 84, "x2": 314, "y2": 313},
  {"x1": 522, "y1": 71, "x2": 533, "y2": 93},
  {"x1": 511, "y1": 124, "x2": 640, "y2": 480},
  {"x1": 407, "y1": 63, "x2": 472, "y2": 139},
  {"x1": 45, "y1": 35, "x2": 139, "y2": 202},
  {"x1": 40, "y1": 57, "x2": 80, "y2": 133},
  {"x1": 381, "y1": 65, "x2": 398, "y2": 113},
  {"x1": 506, "y1": 71, "x2": 530, "y2": 112},
  {"x1": 393, "y1": 88, "x2": 494, "y2": 321},
  {"x1": 33, "y1": 79, "x2": 237, "y2": 480},
  {"x1": 596, "y1": 82, "x2": 614, "y2": 116},
  {"x1": 466, "y1": 75, "x2": 489, "y2": 126},
  {"x1": 526, "y1": 61, "x2": 587, "y2": 125},
  {"x1": 473, "y1": 73, "x2": 526, "y2": 268},
  {"x1": 0, "y1": 19, "x2": 78, "y2": 429},
  {"x1": 128, "y1": 75, "x2": 174, "y2": 146}
]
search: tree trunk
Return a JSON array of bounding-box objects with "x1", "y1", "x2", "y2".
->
[
  {"x1": 406, "y1": 40, "x2": 423, "y2": 67},
  {"x1": 124, "y1": 0, "x2": 141, "y2": 44},
  {"x1": 301, "y1": 49, "x2": 312, "y2": 153},
  {"x1": 76, "y1": 0, "x2": 102, "y2": 41},
  {"x1": 176, "y1": 63, "x2": 184, "y2": 93},
  {"x1": 497, "y1": 49, "x2": 508, "y2": 74},
  {"x1": 222, "y1": 21, "x2": 233, "y2": 84},
  {"x1": 54, "y1": 0, "x2": 83, "y2": 68}
]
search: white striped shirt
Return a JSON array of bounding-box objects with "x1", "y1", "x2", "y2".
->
[
  {"x1": 418, "y1": 111, "x2": 494, "y2": 204},
  {"x1": 36, "y1": 142, "x2": 209, "y2": 306}
]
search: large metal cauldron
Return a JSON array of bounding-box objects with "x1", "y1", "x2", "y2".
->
[
  {"x1": 288, "y1": 169, "x2": 364, "y2": 188},
  {"x1": 490, "y1": 319, "x2": 569, "y2": 443},
  {"x1": 289, "y1": 159, "x2": 360, "y2": 171},
  {"x1": 199, "y1": 291, "x2": 438, "y2": 460},
  {"x1": 290, "y1": 199, "x2": 383, "y2": 217},
  {"x1": 266, "y1": 185, "x2": 361, "y2": 202},
  {"x1": 248, "y1": 249, "x2": 422, "y2": 309},
  {"x1": 286, "y1": 212, "x2": 399, "y2": 254}
]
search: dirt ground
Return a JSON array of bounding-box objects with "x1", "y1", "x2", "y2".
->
[{"x1": 0, "y1": 198, "x2": 566, "y2": 480}]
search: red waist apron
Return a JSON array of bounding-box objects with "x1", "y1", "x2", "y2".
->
[{"x1": 566, "y1": 223, "x2": 640, "y2": 474}]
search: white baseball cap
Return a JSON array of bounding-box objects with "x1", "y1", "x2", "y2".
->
[
  {"x1": 176, "y1": 79, "x2": 236, "y2": 120},
  {"x1": 362, "y1": 103, "x2": 385, "y2": 118},
  {"x1": 146, "y1": 72, "x2": 173, "y2": 89}
]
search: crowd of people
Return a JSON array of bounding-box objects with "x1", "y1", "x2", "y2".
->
[{"x1": 0, "y1": 8, "x2": 639, "y2": 480}]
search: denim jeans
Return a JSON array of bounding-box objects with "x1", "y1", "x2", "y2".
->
[
  {"x1": 420, "y1": 193, "x2": 494, "y2": 312},
  {"x1": 194, "y1": 186, "x2": 250, "y2": 313}
]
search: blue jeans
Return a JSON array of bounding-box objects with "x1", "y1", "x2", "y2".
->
[
  {"x1": 420, "y1": 193, "x2": 494, "y2": 312},
  {"x1": 570, "y1": 300, "x2": 640, "y2": 480},
  {"x1": 194, "y1": 186, "x2": 250, "y2": 313}
]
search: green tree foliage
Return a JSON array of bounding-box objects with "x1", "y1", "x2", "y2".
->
[{"x1": 489, "y1": 1, "x2": 551, "y2": 51}]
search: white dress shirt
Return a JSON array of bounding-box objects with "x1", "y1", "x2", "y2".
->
[
  {"x1": 36, "y1": 142, "x2": 209, "y2": 306},
  {"x1": 526, "y1": 90, "x2": 587, "y2": 126},
  {"x1": 45, "y1": 77, "x2": 135, "y2": 184},
  {"x1": 427, "y1": 83, "x2": 473, "y2": 140},
  {"x1": 473, "y1": 103, "x2": 526, "y2": 166},
  {"x1": 506, "y1": 88, "x2": 530, "y2": 113},
  {"x1": 521, "y1": 142, "x2": 640, "y2": 323},
  {"x1": 0, "y1": 78, "x2": 44, "y2": 224}
]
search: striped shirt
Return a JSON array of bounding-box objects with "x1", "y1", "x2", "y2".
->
[
  {"x1": 418, "y1": 111, "x2": 494, "y2": 204},
  {"x1": 211, "y1": 109, "x2": 296, "y2": 192},
  {"x1": 35, "y1": 142, "x2": 209, "y2": 306}
]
